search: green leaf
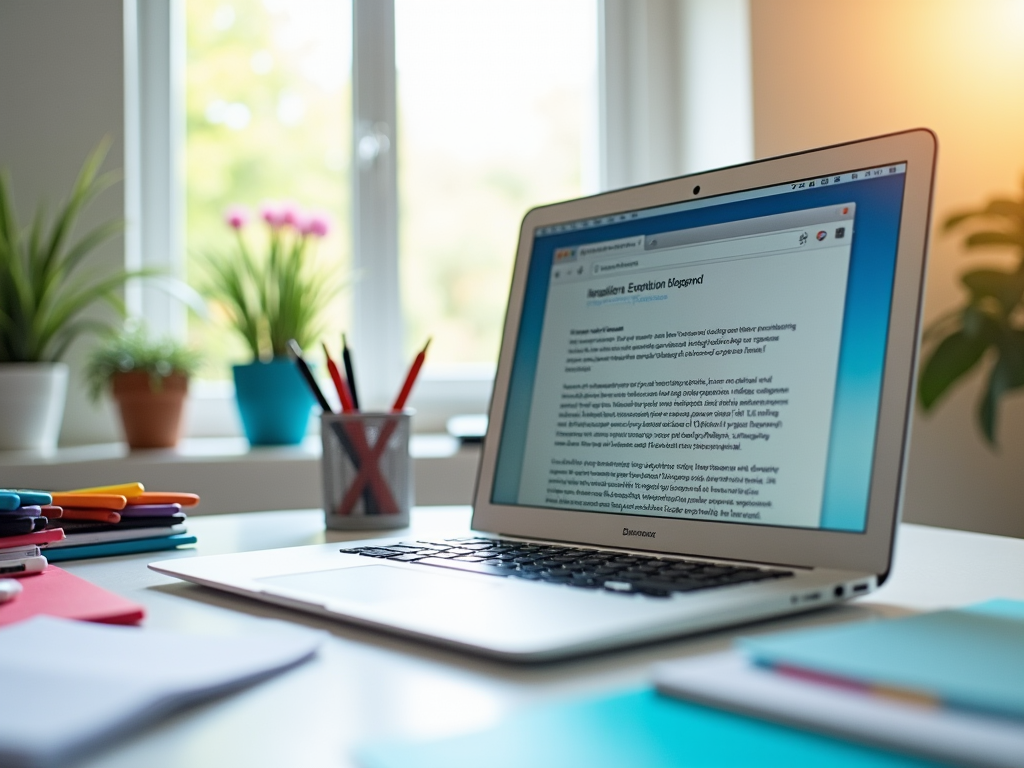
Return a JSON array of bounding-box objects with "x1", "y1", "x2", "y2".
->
[
  {"x1": 0, "y1": 170, "x2": 18, "y2": 247},
  {"x1": 0, "y1": 140, "x2": 155, "y2": 362},
  {"x1": 945, "y1": 199, "x2": 1024, "y2": 229},
  {"x1": 961, "y1": 269, "x2": 1024, "y2": 313},
  {"x1": 978, "y1": 331, "x2": 1024, "y2": 443},
  {"x1": 964, "y1": 231, "x2": 1024, "y2": 249},
  {"x1": 32, "y1": 269, "x2": 137, "y2": 360},
  {"x1": 918, "y1": 328, "x2": 994, "y2": 409},
  {"x1": 40, "y1": 141, "x2": 109, "y2": 277},
  {"x1": 981, "y1": 199, "x2": 1024, "y2": 222}
]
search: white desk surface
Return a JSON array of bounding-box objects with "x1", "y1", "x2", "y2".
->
[{"x1": 59, "y1": 508, "x2": 1024, "y2": 768}]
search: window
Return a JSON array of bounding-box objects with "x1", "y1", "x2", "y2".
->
[
  {"x1": 395, "y1": 1, "x2": 598, "y2": 365},
  {"x1": 185, "y1": 0, "x2": 353, "y2": 381},
  {"x1": 137, "y1": 0, "x2": 752, "y2": 437}
]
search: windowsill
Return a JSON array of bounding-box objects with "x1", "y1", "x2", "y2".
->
[
  {"x1": 0, "y1": 435, "x2": 481, "y2": 514},
  {"x1": 183, "y1": 367, "x2": 494, "y2": 437}
]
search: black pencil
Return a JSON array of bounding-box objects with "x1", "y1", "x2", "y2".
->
[
  {"x1": 342, "y1": 333, "x2": 360, "y2": 410},
  {"x1": 286, "y1": 339, "x2": 333, "y2": 413}
]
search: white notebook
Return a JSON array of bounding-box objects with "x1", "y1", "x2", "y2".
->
[
  {"x1": 0, "y1": 616, "x2": 323, "y2": 768},
  {"x1": 44, "y1": 524, "x2": 187, "y2": 548}
]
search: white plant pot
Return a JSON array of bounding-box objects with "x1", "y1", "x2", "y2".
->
[{"x1": 0, "y1": 363, "x2": 69, "y2": 453}]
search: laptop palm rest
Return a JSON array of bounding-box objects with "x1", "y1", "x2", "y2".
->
[{"x1": 258, "y1": 565, "x2": 501, "y2": 610}]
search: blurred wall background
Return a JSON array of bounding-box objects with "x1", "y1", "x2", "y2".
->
[
  {"x1": 0, "y1": 0, "x2": 125, "y2": 446},
  {"x1": 751, "y1": 0, "x2": 1024, "y2": 537}
]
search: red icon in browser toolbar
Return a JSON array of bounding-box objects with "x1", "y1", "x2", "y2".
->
[{"x1": 816, "y1": 231, "x2": 827, "y2": 241}]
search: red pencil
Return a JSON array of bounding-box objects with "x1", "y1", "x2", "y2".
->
[
  {"x1": 392, "y1": 338, "x2": 431, "y2": 411},
  {"x1": 323, "y1": 343, "x2": 356, "y2": 413}
]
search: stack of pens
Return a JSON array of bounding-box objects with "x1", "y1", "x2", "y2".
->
[
  {"x1": 288, "y1": 336, "x2": 429, "y2": 518},
  {"x1": 0, "y1": 489, "x2": 63, "y2": 577},
  {"x1": 40, "y1": 483, "x2": 199, "y2": 562}
]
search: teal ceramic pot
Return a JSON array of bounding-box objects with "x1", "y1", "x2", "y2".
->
[{"x1": 232, "y1": 358, "x2": 315, "y2": 445}]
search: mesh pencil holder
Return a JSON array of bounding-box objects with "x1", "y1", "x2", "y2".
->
[{"x1": 320, "y1": 411, "x2": 413, "y2": 530}]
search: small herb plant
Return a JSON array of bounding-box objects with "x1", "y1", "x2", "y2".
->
[
  {"x1": 918, "y1": 177, "x2": 1024, "y2": 443},
  {"x1": 202, "y1": 203, "x2": 338, "y2": 361},
  {"x1": 85, "y1": 324, "x2": 202, "y2": 401},
  {"x1": 0, "y1": 141, "x2": 143, "y2": 363}
]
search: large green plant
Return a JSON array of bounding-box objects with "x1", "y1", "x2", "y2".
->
[
  {"x1": 0, "y1": 141, "x2": 138, "y2": 363},
  {"x1": 918, "y1": 177, "x2": 1024, "y2": 443},
  {"x1": 202, "y1": 204, "x2": 338, "y2": 361}
]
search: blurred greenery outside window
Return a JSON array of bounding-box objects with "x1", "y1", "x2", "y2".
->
[{"x1": 186, "y1": 0, "x2": 597, "y2": 381}]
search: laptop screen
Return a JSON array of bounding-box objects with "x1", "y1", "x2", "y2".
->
[{"x1": 492, "y1": 164, "x2": 908, "y2": 534}]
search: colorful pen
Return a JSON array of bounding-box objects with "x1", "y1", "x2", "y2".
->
[
  {"x1": 323, "y1": 342, "x2": 356, "y2": 413},
  {"x1": 64, "y1": 482, "x2": 144, "y2": 498},
  {"x1": 392, "y1": 337, "x2": 431, "y2": 411},
  {"x1": 287, "y1": 339, "x2": 334, "y2": 413},
  {"x1": 342, "y1": 333, "x2": 360, "y2": 410}
]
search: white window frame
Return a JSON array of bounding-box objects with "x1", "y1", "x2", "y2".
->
[{"x1": 126, "y1": 0, "x2": 753, "y2": 437}]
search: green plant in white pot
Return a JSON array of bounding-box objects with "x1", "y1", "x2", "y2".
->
[{"x1": 0, "y1": 141, "x2": 138, "y2": 453}]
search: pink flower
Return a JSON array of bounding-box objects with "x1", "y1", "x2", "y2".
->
[
  {"x1": 298, "y1": 210, "x2": 331, "y2": 238},
  {"x1": 259, "y1": 201, "x2": 288, "y2": 230},
  {"x1": 281, "y1": 201, "x2": 302, "y2": 228},
  {"x1": 224, "y1": 205, "x2": 250, "y2": 230}
]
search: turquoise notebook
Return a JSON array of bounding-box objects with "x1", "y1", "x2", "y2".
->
[
  {"x1": 741, "y1": 599, "x2": 1024, "y2": 719},
  {"x1": 355, "y1": 688, "x2": 942, "y2": 768},
  {"x1": 44, "y1": 534, "x2": 197, "y2": 562}
]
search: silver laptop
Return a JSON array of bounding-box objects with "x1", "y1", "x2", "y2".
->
[{"x1": 151, "y1": 129, "x2": 937, "y2": 661}]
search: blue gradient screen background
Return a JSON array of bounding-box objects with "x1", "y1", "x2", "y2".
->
[{"x1": 492, "y1": 172, "x2": 907, "y2": 533}]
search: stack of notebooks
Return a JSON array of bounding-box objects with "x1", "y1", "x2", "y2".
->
[
  {"x1": 653, "y1": 599, "x2": 1024, "y2": 768},
  {"x1": 43, "y1": 483, "x2": 198, "y2": 562},
  {"x1": 1, "y1": 483, "x2": 198, "y2": 565},
  {"x1": 0, "y1": 489, "x2": 64, "y2": 577}
]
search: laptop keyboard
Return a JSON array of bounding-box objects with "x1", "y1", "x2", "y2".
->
[{"x1": 344, "y1": 537, "x2": 793, "y2": 598}]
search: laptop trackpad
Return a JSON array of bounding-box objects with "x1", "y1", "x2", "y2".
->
[{"x1": 258, "y1": 564, "x2": 501, "y2": 609}]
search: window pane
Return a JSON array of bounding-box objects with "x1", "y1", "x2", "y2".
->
[
  {"x1": 395, "y1": 0, "x2": 597, "y2": 365},
  {"x1": 186, "y1": 0, "x2": 352, "y2": 379}
]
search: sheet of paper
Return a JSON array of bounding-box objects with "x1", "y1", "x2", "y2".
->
[{"x1": 0, "y1": 615, "x2": 323, "y2": 768}]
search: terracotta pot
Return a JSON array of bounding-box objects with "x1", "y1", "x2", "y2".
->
[{"x1": 111, "y1": 371, "x2": 188, "y2": 449}]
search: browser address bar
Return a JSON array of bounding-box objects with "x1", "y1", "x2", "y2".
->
[{"x1": 590, "y1": 226, "x2": 834, "y2": 278}]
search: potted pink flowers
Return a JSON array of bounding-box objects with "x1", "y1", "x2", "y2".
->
[{"x1": 203, "y1": 201, "x2": 339, "y2": 445}]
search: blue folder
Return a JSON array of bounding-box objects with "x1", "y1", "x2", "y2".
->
[
  {"x1": 44, "y1": 534, "x2": 197, "y2": 562},
  {"x1": 355, "y1": 688, "x2": 943, "y2": 768}
]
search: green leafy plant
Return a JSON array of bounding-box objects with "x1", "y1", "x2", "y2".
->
[
  {"x1": 202, "y1": 203, "x2": 338, "y2": 361},
  {"x1": 0, "y1": 140, "x2": 143, "y2": 363},
  {"x1": 85, "y1": 324, "x2": 202, "y2": 401},
  {"x1": 918, "y1": 177, "x2": 1024, "y2": 443}
]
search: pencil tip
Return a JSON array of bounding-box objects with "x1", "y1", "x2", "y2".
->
[
  {"x1": 342, "y1": 332, "x2": 348, "y2": 347},
  {"x1": 423, "y1": 337, "x2": 432, "y2": 352}
]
